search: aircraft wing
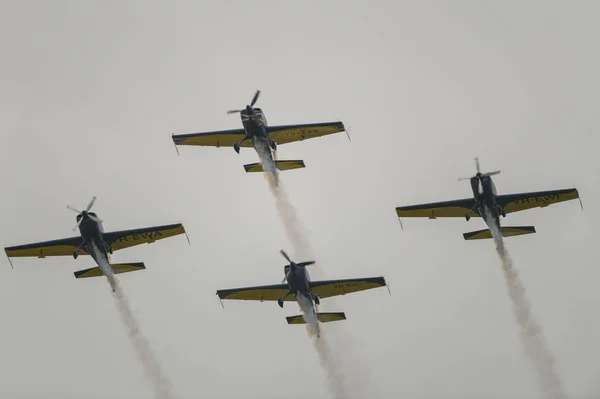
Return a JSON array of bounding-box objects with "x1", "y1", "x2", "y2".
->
[
  {"x1": 216, "y1": 283, "x2": 292, "y2": 302},
  {"x1": 268, "y1": 122, "x2": 346, "y2": 145},
  {"x1": 5, "y1": 236, "x2": 86, "y2": 258},
  {"x1": 104, "y1": 223, "x2": 186, "y2": 251},
  {"x1": 172, "y1": 128, "x2": 250, "y2": 148},
  {"x1": 311, "y1": 277, "x2": 387, "y2": 299},
  {"x1": 395, "y1": 198, "x2": 478, "y2": 219},
  {"x1": 497, "y1": 188, "x2": 580, "y2": 214}
]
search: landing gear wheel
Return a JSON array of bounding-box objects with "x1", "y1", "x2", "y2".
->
[
  {"x1": 73, "y1": 251, "x2": 78, "y2": 259},
  {"x1": 277, "y1": 297, "x2": 284, "y2": 308},
  {"x1": 233, "y1": 142, "x2": 240, "y2": 154},
  {"x1": 269, "y1": 139, "x2": 277, "y2": 151},
  {"x1": 465, "y1": 214, "x2": 471, "y2": 221},
  {"x1": 314, "y1": 295, "x2": 320, "y2": 305}
]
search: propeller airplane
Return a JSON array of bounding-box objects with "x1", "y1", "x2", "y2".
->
[
  {"x1": 395, "y1": 157, "x2": 582, "y2": 240},
  {"x1": 216, "y1": 249, "x2": 388, "y2": 338},
  {"x1": 5, "y1": 197, "x2": 188, "y2": 290},
  {"x1": 171, "y1": 90, "x2": 348, "y2": 184}
]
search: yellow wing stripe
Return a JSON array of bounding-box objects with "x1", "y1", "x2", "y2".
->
[
  {"x1": 396, "y1": 207, "x2": 480, "y2": 219},
  {"x1": 244, "y1": 160, "x2": 306, "y2": 173},
  {"x1": 217, "y1": 287, "x2": 292, "y2": 302},
  {"x1": 312, "y1": 278, "x2": 387, "y2": 299},
  {"x1": 502, "y1": 189, "x2": 580, "y2": 214},
  {"x1": 74, "y1": 262, "x2": 146, "y2": 279},
  {"x1": 175, "y1": 133, "x2": 250, "y2": 148},
  {"x1": 5, "y1": 245, "x2": 88, "y2": 258},
  {"x1": 286, "y1": 312, "x2": 347, "y2": 324},
  {"x1": 269, "y1": 124, "x2": 345, "y2": 145},
  {"x1": 110, "y1": 224, "x2": 186, "y2": 252}
]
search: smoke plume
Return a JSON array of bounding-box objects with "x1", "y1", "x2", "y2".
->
[
  {"x1": 92, "y1": 245, "x2": 174, "y2": 399},
  {"x1": 258, "y1": 149, "x2": 351, "y2": 398},
  {"x1": 485, "y1": 215, "x2": 569, "y2": 399}
]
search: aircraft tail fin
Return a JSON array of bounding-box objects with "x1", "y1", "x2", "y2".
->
[
  {"x1": 244, "y1": 160, "x2": 306, "y2": 173},
  {"x1": 286, "y1": 312, "x2": 347, "y2": 325},
  {"x1": 73, "y1": 262, "x2": 146, "y2": 279},
  {"x1": 463, "y1": 226, "x2": 536, "y2": 240}
]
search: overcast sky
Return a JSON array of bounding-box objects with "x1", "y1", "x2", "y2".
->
[{"x1": 0, "y1": 1, "x2": 598, "y2": 398}]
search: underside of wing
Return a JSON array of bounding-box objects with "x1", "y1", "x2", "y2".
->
[
  {"x1": 172, "y1": 129, "x2": 249, "y2": 148},
  {"x1": 395, "y1": 198, "x2": 478, "y2": 219},
  {"x1": 105, "y1": 223, "x2": 186, "y2": 252},
  {"x1": 497, "y1": 188, "x2": 580, "y2": 214},
  {"x1": 216, "y1": 283, "x2": 291, "y2": 302},
  {"x1": 311, "y1": 277, "x2": 387, "y2": 299},
  {"x1": 5, "y1": 236, "x2": 85, "y2": 258},
  {"x1": 268, "y1": 122, "x2": 346, "y2": 145}
]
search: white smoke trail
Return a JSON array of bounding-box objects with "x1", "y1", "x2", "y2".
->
[
  {"x1": 297, "y1": 293, "x2": 349, "y2": 399},
  {"x1": 485, "y1": 214, "x2": 569, "y2": 399},
  {"x1": 257, "y1": 149, "x2": 352, "y2": 398},
  {"x1": 91, "y1": 245, "x2": 174, "y2": 399}
]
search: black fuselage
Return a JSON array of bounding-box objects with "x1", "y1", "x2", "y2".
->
[
  {"x1": 470, "y1": 175, "x2": 503, "y2": 230},
  {"x1": 241, "y1": 107, "x2": 269, "y2": 139},
  {"x1": 240, "y1": 107, "x2": 277, "y2": 177},
  {"x1": 76, "y1": 213, "x2": 112, "y2": 269},
  {"x1": 284, "y1": 264, "x2": 314, "y2": 302}
]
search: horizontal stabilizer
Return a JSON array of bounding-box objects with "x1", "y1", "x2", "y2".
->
[
  {"x1": 463, "y1": 226, "x2": 536, "y2": 240},
  {"x1": 74, "y1": 262, "x2": 146, "y2": 279},
  {"x1": 286, "y1": 312, "x2": 347, "y2": 325},
  {"x1": 244, "y1": 160, "x2": 306, "y2": 173}
]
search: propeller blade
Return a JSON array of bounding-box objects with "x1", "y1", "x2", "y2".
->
[
  {"x1": 226, "y1": 109, "x2": 243, "y2": 114},
  {"x1": 67, "y1": 205, "x2": 82, "y2": 214},
  {"x1": 250, "y1": 90, "x2": 260, "y2": 106},
  {"x1": 297, "y1": 261, "x2": 316, "y2": 267},
  {"x1": 483, "y1": 170, "x2": 501, "y2": 177},
  {"x1": 458, "y1": 176, "x2": 474, "y2": 181},
  {"x1": 281, "y1": 268, "x2": 292, "y2": 283},
  {"x1": 280, "y1": 249, "x2": 292, "y2": 263},
  {"x1": 86, "y1": 196, "x2": 97, "y2": 212},
  {"x1": 73, "y1": 217, "x2": 83, "y2": 232},
  {"x1": 475, "y1": 157, "x2": 481, "y2": 174}
]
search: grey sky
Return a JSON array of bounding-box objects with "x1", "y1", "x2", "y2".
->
[{"x1": 0, "y1": 1, "x2": 598, "y2": 398}]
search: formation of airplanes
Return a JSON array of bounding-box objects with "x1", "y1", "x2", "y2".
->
[{"x1": 3, "y1": 90, "x2": 582, "y2": 337}]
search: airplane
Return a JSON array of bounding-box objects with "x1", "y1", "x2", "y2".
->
[
  {"x1": 395, "y1": 157, "x2": 582, "y2": 240},
  {"x1": 216, "y1": 249, "x2": 388, "y2": 338},
  {"x1": 171, "y1": 90, "x2": 348, "y2": 184},
  {"x1": 4, "y1": 197, "x2": 188, "y2": 291}
]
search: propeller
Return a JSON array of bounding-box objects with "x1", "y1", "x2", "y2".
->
[
  {"x1": 458, "y1": 157, "x2": 501, "y2": 181},
  {"x1": 67, "y1": 196, "x2": 102, "y2": 231},
  {"x1": 226, "y1": 90, "x2": 261, "y2": 115},
  {"x1": 280, "y1": 249, "x2": 315, "y2": 282}
]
